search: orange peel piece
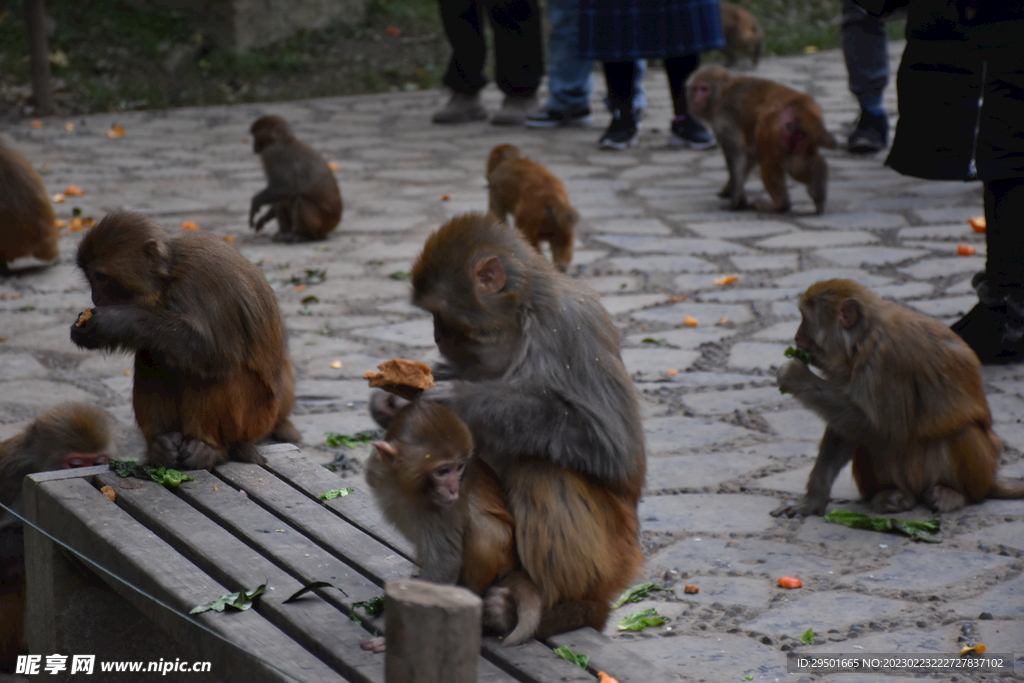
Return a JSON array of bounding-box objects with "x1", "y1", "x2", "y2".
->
[
  {"x1": 597, "y1": 673, "x2": 620, "y2": 683},
  {"x1": 106, "y1": 124, "x2": 126, "y2": 138},
  {"x1": 957, "y1": 244, "x2": 977, "y2": 256},
  {"x1": 777, "y1": 576, "x2": 802, "y2": 589},
  {"x1": 683, "y1": 584, "x2": 699, "y2": 594},
  {"x1": 63, "y1": 185, "x2": 84, "y2": 197},
  {"x1": 714, "y1": 275, "x2": 739, "y2": 286},
  {"x1": 969, "y1": 216, "x2": 986, "y2": 233},
  {"x1": 30, "y1": 120, "x2": 43, "y2": 129},
  {"x1": 180, "y1": 221, "x2": 199, "y2": 230},
  {"x1": 684, "y1": 316, "x2": 699, "y2": 327},
  {"x1": 328, "y1": 162, "x2": 341, "y2": 171}
]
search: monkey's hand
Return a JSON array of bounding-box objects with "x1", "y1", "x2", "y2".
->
[
  {"x1": 770, "y1": 495, "x2": 829, "y2": 518},
  {"x1": 369, "y1": 389, "x2": 410, "y2": 429},
  {"x1": 420, "y1": 381, "x2": 456, "y2": 404},
  {"x1": 69, "y1": 306, "x2": 114, "y2": 349},
  {"x1": 777, "y1": 359, "x2": 819, "y2": 396}
]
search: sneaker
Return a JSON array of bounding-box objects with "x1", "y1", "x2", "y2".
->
[
  {"x1": 525, "y1": 107, "x2": 593, "y2": 128},
  {"x1": 951, "y1": 273, "x2": 1024, "y2": 363},
  {"x1": 847, "y1": 110, "x2": 889, "y2": 153},
  {"x1": 668, "y1": 115, "x2": 716, "y2": 149},
  {"x1": 491, "y1": 93, "x2": 539, "y2": 126},
  {"x1": 432, "y1": 92, "x2": 488, "y2": 124},
  {"x1": 599, "y1": 108, "x2": 641, "y2": 150}
]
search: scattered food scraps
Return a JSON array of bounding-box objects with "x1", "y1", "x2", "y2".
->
[
  {"x1": 106, "y1": 124, "x2": 126, "y2": 138},
  {"x1": 969, "y1": 216, "x2": 986, "y2": 233},
  {"x1": 319, "y1": 488, "x2": 354, "y2": 501},
  {"x1": 69, "y1": 217, "x2": 84, "y2": 232},
  {"x1": 222, "y1": 235, "x2": 237, "y2": 242},
  {"x1": 63, "y1": 185, "x2": 84, "y2": 196},
  {"x1": 804, "y1": 45, "x2": 819, "y2": 54},
  {"x1": 384, "y1": 25, "x2": 402, "y2": 36},
  {"x1": 683, "y1": 584, "x2": 699, "y2": 594},
  {"x1": 960, "y1": 644, "x2": 987, "y2": 656},
  {"x1": 618, "y1": 608, "x2": 669, "y2": 631},
  {"x1": 714, "y1": 275, "x2": 739, "y2": 285},
  {"x1": 597, "y1": 672, "x2": 621, "y2": 683},
  {"x1": 54, "y1": 219, "x2": 67, "y2": 228},
  {"x1": 190, "y1": 584, "x2": 266, "y2": 614},
  {"x1": 553, "y1": 645, "x2": 589, "y2": 668},
  {"x1": 100, "y1": 485, "x2": 116, "y2": 501},
  {"x1": 666, "y1": 369, "x2": 679, "y2": 375},
  {"x1": 670, "y1": 294, "x2": 687, "y2": 302},
  {"x1": 718, "y1": 317, "x2": 730, "y2": 323},
  {"x1": 30, "y1": 120, "x2": 43, "y2": 129},
  {"x1": 800, "y1": 628, "x2": 816, "y2": 644},
  {"x1": 441, "y1": 194, "x2": 451, "y2": 201},
  {"x1": 328, "y1": 162, "x2": 341, "y2": 171},
  {"x1": 777, "y1": 576, "x2": 802, "y2": 589},
  {"x1": 180, "y1": 221, "x2": 199, "y2": 230},
  {"x1": 295, "y1": 284, "x2": 307, "y2": 292},
  {"x1": 684, "y1": 316, "x2": 699, "y2": 327},
  {"x1": 957, "y1": 244, "x2": 977, "y2": 256},
  {"x1": 64, "y1": 122, "x2": 74, "y2": 131},
  {"x1": 51, "y1": 193, "x2": 66, "y2": 203},
  {"x1": 612, "y1": 581, "x2": 675, "y2": 608},
  {"x1": 329, "y1": 360, "x2": 343, "y2": 369},
  {"x1": 784, "y1": 346, "x2": 812, "y2": 363},
  {"x1": 823, "y1": 509, "x2": 941, "y2": 542}
]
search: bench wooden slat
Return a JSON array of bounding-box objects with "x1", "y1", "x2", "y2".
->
[
  {"x1": 95, "y1": 471, "x2": 386, "y2": 683},
  {"x1": 546, "y1": 628, "x2": 680, "y2": 683},
  {"x1": 259, "y1": 446, "x2": 413, "y2": 558},
  {"x1": 215, "y1": 461, "x2": 415, "y2": 583},
  {"x1": 24, "y1": 476, "x2": 341, "y2": 683},
  {"x1": 481, "y1": 638, "x2": 593, "y2": 682}
]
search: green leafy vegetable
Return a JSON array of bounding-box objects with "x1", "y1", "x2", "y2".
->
[
  {"x1": 319, "y1": 488, "x2": 354, "y2": 501},
  {"x1": 324, "y1": 429, "x2": 383, "y2": 449},
  {"x1": 800, "y1": 628, "x2": 816, "y2": 645},
  {"x1": 108, "y1": 460, "x2": 194, "y2": 489},
  {"x1": 388, "y1": 271, "x2": 410, "y2": 280},
  {"x1": 352, "y1": 595, "x2": 385, "y2": 617},
  {"x1": 742, "y1": 676, "x2": 753, "y2": 680},
  {"x1": 553, "y1": 645, "x2": 589, "y2": 669},
  {"x1": 617, "y1": 608, "x2": 669, "y2": 631},
  {"x1": 300, "y1": 295, "x2": 320, "y2": 304},
  {"x1": 289, "y1": 268, "x2": 327, "y2": 285},
  {"x1": 784, "y1": 346, "x2": 812, "y2": 363},
  {"x1": 641, "y1": 337, "x2": 668, "y2": 346},
  {"x1": 190, "y1": 583, "x2": 266, "y2": 614},
  {"x1": 283, "y1": 581, "x2": 344, "y2": 604},
  {"x1": 612, "y1": 581, "x2": 675, "y2": 608},
  {"x1": 824, "y1": 509, "x2": 941, "y2": 543}
]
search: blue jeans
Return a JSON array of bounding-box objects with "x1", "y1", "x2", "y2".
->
[
  {"x1": 841, "y1": 0, "x2": 888, "y2": 110},
  {"x1": 545, "y1": 0, "x2": 646, "y2": 113}
]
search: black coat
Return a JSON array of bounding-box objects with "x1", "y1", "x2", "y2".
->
[
  {"x1": 579, "y1": 0, "x2": 724, "y2": 60},
  {"x1": 858, "y1": 0, "x2": 1024, "y2": 181}
]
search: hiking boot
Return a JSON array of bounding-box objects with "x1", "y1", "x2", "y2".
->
[
  {"x1": 847, "y1": 110, "x2": 889, "y2": 153},
  {"x1": 491, "y1": 93, "x2": 539, "y2": 126},
  {"x1": 431, "y1": 92, "x2": 488, "y2": 124},
  {"x1": 525, "y1": 107, "x2": 593, "y2": 128},
  {"x1": 951, "y1": 273, "x2": 1024, "y2": 364},
  {"x1": 668, "y1": 115, "x2": 715, "y2": 149},
  {"x1": 599, "y1": 107, "x2": 641, "y2": 150}
]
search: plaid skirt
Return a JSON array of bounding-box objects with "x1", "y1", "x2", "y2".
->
[{"x1": 579, "y1": 0, "x2": 725, "y2": 60}]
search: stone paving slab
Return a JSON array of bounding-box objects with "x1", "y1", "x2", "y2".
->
[{"x1": 1, "y1": 39, "x2": 1022, "y2": 683}]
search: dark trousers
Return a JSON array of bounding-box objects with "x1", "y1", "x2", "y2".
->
[
  {"x1": 603, "y1": 54, "x2": 699, "y2": 114},
  {"x1": 440, "y1": 0, "x2": 544, "y2": 97},
  {"x1": 985, "y1": 178, "x2": 1024, "y2": 291}
]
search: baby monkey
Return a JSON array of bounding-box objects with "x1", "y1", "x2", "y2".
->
[
  {"x1": 486, "y1": 144, "x2": 578, "y2": 272},
  {"x1": 364, "y1": 401, "x2": 541, "y2": 647},
  {"x1": 687, "y1": 65, "x2": 837, "y2": 214}
]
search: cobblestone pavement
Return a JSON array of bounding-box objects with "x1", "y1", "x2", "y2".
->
[{"x1": 2, "y1": 41, "x2": 1023, "y2": 682}]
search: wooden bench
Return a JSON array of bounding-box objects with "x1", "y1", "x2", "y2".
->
[{"x1": 23, "y1": 444, "x2": 678, "y2": 683}]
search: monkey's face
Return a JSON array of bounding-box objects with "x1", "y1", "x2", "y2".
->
[
  {"x1": 426, "y1": 457, "x2": 467, "y2": 507},
  {"x1": 432, "y1": 311, "x2": 519, "y2": 379},
  {"x1": 85, "y1": 268, "x2": 135, "y2": 306}
]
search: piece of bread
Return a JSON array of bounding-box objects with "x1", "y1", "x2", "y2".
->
[
  {"x1": 75, "y1": 308, "x2": 93, "y2": 327},
  {"x1": 364, "y1": 359, "x2": 435, "y2": 396}
]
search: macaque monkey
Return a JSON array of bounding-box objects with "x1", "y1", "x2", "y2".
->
[
  {"x1": 486, "y1": 144, "x2": 578, "y2": 273},
  {"x1": 374, "y1": 213, "x2": 644, "y2": 637},
  {"x1": 0, "y1": 403, "x2": 113, "y2": 666},
  {"x1": 249, "y1": 115, "x2": 343, "y2": 243},
  {"x1": 686, "y1": 65, "x2": 838, "y2": 215},
  {"x1": 364, "y1": 401, "x2": 541, "y2": 646},
  {"x1": 773, "y1": 279, "x2": 1024, "y2": 517},
  {"x1": 0, "y1": 138, "x2": 58, "y2": 273},
  {"x1": 720, "y1": 2, "x2": 763, "y2": 68},
  {"x1": 70, "y1": 211, "x2": 301, "y2": 470}
]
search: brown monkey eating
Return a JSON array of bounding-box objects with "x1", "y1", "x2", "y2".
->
[
  {"x1": 720, "y1": 2, "x2": 763, "y2": 68},
  {"x1": 70, "y1": 211, "x2": 301, "y2": 470},
  {"x1": 249, "y1": 115, "x2": 343, "y2": 242},
  {"x1": 773, "y1": 279, "x2": 1024, "y2": 517},
  {"x1": 373, "y1": 212, "x2": 644, "y2": 638},
  {"x1": 364, "y1": 401, "x2": 541, "y2": 647},
  {"x1": 686, "y1": 65, "x2": 837, "y2": 215},
  {"x1": 486, "y1": 144, "x2": 578, "y2": 273},
  {"x1": 0, "y1": 403, "x2": 113, "y2": 666},
  {"x1": 0, "y1": 138, "x2": 58, "y2": 273}
]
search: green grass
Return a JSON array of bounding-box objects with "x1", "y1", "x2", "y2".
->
[{"x1": 0, "y1": 0, "x2": 903, "y2": 115}]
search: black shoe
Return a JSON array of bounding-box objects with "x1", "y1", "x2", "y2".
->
[
  {"x1": 847, "y1": 110, "x2": 889, "y2": 153},
  {"x1": 668, "y1": 115, "x2": 715, "y2": 149},
  {"x1": 525, "y1": 107, "x2": 593, "y2": 128},
  {"x1": 951, "y1": 274, "x2": 1024, "y2": 363},
  {"x1": 599, "y1": 108, "x2": 640, "y2": 150}
]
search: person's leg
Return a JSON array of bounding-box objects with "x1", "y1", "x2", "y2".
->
[
  {"x1": 601, "y1": 60, "x2": 647, "y2": 117},
  {"x1": 527, "y1": 0, "x2": 594, "y2": 126},
  {"x1": 598, "y1": 61, "x2": 640, "y2": 149},
  {"x1": 842, "y1": 0, "x2": 889, "y2": 152},
  {"x1": 433, "y1": 0, "x2": 490, "y2": 123},
  {"x1": 487, "y1": 0, "x2": 544, "y2": 124},
  {"x1": 952, "y1": 178, "x2": 1024, "y2": 363},
  {"x1": 664, "y1": 54, "x2": 714, "y2": 149}
]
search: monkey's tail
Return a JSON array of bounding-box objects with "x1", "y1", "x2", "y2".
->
[
  {"x1": 501, "y1": 572, "x2": 543, "y2": 646},
  {"x1": 270, "y1": 417, "x2": 302, "y2": 444},
  {"x1": 533, "y1": 600, "x2": 610, "y2": 641},
  {"x1": 989, "y1": 479, "x2": 1024, "y2": 499}
]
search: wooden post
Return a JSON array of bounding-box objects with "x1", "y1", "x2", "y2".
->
[
  {"x1": 384, "y1": 579, "x2": 481, "y2": 683},
  {"x1": 24, "y1": 0, "x2": 54, "y2": 116}
]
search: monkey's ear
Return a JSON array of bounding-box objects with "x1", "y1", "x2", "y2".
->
[
  {"x1": 472, "y1": 255, "x2": 507, "y2": 294},
  {"x1": 838, "y1": 299, "x2": 861, "y2": 329},
  {"x1": 373, "y1": 440, "x2": 398, "y2": 463},
  {"x1": 141, "y1": 238, "x2": 170, "y2": 274}
]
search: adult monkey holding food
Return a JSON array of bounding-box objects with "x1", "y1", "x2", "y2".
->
[{"x1": 372, "y1": 213, "x2": 645, "y2": 636}]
